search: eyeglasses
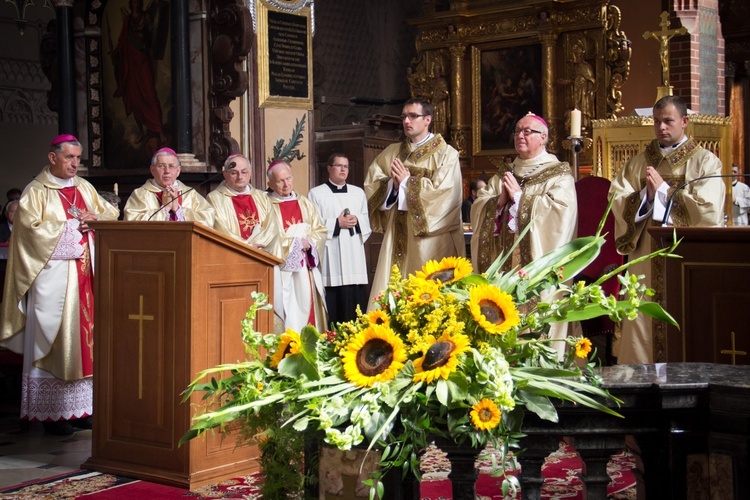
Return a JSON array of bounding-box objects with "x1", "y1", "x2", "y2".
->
[
  {"x1": 513, "y1": 128, "x2": 543, "y2": 137},
  {"x1": 399, "y1": 113, "x2": 427, "y2": 121},
  {"x1": 330, "y1": 164, "x2": 349, "y2": 169},
  {"x1": 155, "y1": 163, "x2": 179, "y2": 171}
]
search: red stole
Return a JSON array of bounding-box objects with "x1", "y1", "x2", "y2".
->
[
  {"x1": 278, "y1": 199, "x2": 304, "y2": 230},
  {"x1": 278, "y1": 199, "x2": 316, "y2": 326},
  {"x1": 57, "y1": 186, "x2": 94, "y2": 377},
  {"x1": 231, "y1": 194, "x2": 260, "y2": 239}
]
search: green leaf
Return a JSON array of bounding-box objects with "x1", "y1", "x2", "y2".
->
[
  {"x1": 436, "y1": 379, "x2": 450, "y2": 406},
  {"x1": 447, "y1": 372, "x2": 469, "y2": 402},
  {"x1": 638, "y1": 301, "x2": 679, "y2": 327},
  {"x1": 520, "y1": 392, "x2": 558, "y2": 422},
  {"x1": 278, "y1": 352, "x2": 318, "y2": 380}
]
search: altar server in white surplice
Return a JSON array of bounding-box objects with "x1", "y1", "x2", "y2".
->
[
  {"x1": 308, "y1": 153, "x2": 372, "y2": 325},
  {"x1": 265, "y1": 160, "x2": 328, "y2": 333}
]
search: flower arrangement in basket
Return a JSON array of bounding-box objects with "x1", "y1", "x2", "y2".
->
[{"x1": 180, "y1": 221, "x2": 678, "y2": 498}]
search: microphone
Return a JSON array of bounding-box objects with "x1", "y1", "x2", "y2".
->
[
  {"x1": 661, "y1": 173, "x2": 749, "y2": 226},
  {"x1": 146, "y1": 161, "x2": 236, "y2": 221},
  {"x1": 343, "y1": 208, "x2": 350, "y2": 216}
]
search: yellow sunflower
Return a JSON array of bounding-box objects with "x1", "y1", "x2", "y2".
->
[
  {"x1": 468, "y1": 284, "x2": 520, "y2": 335},
  {"x1": 269, "y1": 329, "x2": 302, "y2": 368},
  {"x1": 367, "y1": 309, "x2": 391, "y2": 327},
  {"x1": 575, "y1": 338, "x2": 593, "y2": 358},
  {"x1": 415, "y1": 256, "x2": 472, "y2": 284},
  {"x1": 341, "y1": 324, "x2": 407, "y2": 387},
  {"x1": 409, "y1": 279, "x2": 442, "y2": 306},
  {"x1": 470, "y1": 398, "x2": 502, "y2": 431},
  {"x1": 413, "y1": 330, "x2": 471, "y2": 383}
]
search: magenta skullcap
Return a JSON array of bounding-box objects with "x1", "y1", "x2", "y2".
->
[
  {"x1": 51, "y1": 134, "x2": 78, "y2": 147},
  {"x1": 524, "y1": 112, "x2": 548, "y2": 128},
  {"x1": 267, "y1": 159, "x2": 288, "y2": 171},
  {"x1": 154, "y1": 147, "x2": 177, "y2": 157}
]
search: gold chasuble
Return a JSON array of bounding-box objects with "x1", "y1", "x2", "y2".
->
[
  {"x1": 609, "y1": 138, "x2": 724, "y2": 364},
  {"x1": 364, "y1": 134, "x2": 464, "y2": 305},
  {"x1": 470, "y1": 153, "x2": 578, "y2": 274},
  {"x1": 207, "y1": 181, "x2": 274, "y2": 248}
]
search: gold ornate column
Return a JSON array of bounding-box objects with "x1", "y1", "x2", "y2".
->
[
  {"x1": 540, "y1": 32, "x2": 558, "y2": 151},
  {"x1": 449, "y1": 43, "x2": 469, "y2": 161}
]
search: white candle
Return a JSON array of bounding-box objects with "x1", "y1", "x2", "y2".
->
[
  {"x1": 570, "y1": 109, "x2": 581, "y2": 137},
  {"x1": 114, "y1": 183, "x2": 118, "y2": 196}
]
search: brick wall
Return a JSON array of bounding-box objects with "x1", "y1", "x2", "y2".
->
[{"x1": 670, "y1": 0, "x2": 725, "y2": 115}]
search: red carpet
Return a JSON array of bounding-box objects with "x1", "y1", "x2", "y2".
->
[{"x1": 0, "y1": 443, "x2": 634, "y2": 499}]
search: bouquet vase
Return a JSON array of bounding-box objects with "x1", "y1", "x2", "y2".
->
[{"x1": 431, "y1": 436, "x2": 482, "y2": 500}]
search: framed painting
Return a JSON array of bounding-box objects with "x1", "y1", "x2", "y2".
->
[
  {"x1": 472, "y1": 41, "x2": 543, "y2": 155},
  {"x1": 101, "y1": 0, "x2": 172, "y2": 168}
]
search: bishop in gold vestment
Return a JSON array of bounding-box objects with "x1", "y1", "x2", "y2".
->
[{"x1": 0, "y1": 136, "x2": 119, "y2": 433}]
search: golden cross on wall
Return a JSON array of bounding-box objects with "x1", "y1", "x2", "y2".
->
[
  {"x1": 128, "y1": 295, "x2": 154, "y2": 399},
  {"x1": 642, "y1": 11, "x2": 688, "y2": 87},
  {"x1": 720, "y1": 331, "x2": 747, "y2": 365}
]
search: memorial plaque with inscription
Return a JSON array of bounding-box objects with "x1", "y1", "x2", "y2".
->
[{"x1": 267, "y1": 10, "x2": 309, "y2": 99}]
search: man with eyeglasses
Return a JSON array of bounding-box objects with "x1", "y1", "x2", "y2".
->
[
  {"x1": 608, "y1": 95, "x2": 724, "y2": 364},
  {"x1": 1, "y1": 134, "x2": 119, "y2": 435},
  {"x1": 364, "y1": 98, "x2": 465, "y2": 305},
  {"x1": 308, "y1": 153, "x2": 372, "y2": 324},
  {"x1": 471, "y1": 112, "x2": 577, "y2": 358},
  {"x1": 123, "y1": 147, "x2": 214, "y2": 226},
  {"x1": 207, "y1": 153, "x2": 275, "y2": 248}
]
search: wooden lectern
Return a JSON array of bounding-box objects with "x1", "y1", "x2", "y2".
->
[
  {"x1": 650, "y1": 227, "x2": 750, "y2": 365},
  {"x1": 83, "y1": 222, "x2": 281, "y2": 489}
]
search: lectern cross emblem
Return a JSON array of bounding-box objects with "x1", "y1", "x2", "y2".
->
[
  {"x1": 128, "y1": 295, "x2": 154, "y2": 399},
  {"x1": 720, "y1": 331, "x2": 747, "y2": 366}
]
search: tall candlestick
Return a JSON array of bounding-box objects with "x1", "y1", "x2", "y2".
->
[
  {"x1": 570, "y1": 108, "x2": 582, "y2": 137},
  {"x1": 114, "y1": 183, "x2": 118, "y2": 196}
]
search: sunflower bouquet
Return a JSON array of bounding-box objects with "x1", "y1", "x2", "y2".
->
[{"x1": 181, "y1": 224, "x2": 679, "y2": 498}]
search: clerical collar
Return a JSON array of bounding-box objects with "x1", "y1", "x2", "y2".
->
[
  {"x1": 151, "y1": 179, "x2": 178, "y2": 191},
  {"x1": 409, "y1": 132, "x2": 434, "y2": 150},
  {"x1": 733, "y1": 180, "x2": 738, "y2": 186},
  {"x1": 269, "y1": 191, "x2": 296, "y2": 201},
  {"x1": 48, "y1": 170, "x2": 75, "y2": 187},
  {"x1": 659, "y1": 136, "x2": 687, "y2": 151},
  {"x1": 326, "y1": 180, "x2": 347, "y2": 193},
  {"x1": 227, "y1": 185, "x2": 250, "y2": 195}
]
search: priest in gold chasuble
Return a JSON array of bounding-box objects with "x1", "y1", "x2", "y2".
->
[
  {"x1": 609, "y1": 96, "x2": 724, "y2": 365},
  {"x1": 364, "y1": 99, "x2": 465, "y2": 307},
  {"x1": 265, "y1": 161, "x2": 328, "y2": 333},
  {"x1": 207, "y1": 154, "x2": 274, "y2": 249},
  {"x1": 0, "y1": 135, "x2": 119, "y2": 434}
]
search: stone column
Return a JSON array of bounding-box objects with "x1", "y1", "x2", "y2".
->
[
  {"x1": 171, "y1": 1, "x2": 195, "y2": 164},
  {"x1": 540, "y1": 32, "x2": 558, "y2": 151},
  {"x1": 53, "y1": 0, "x2": 76, "y2": 135},
  {"x1": 448, "y1": 43, "x2": 468, "y2": 159}
]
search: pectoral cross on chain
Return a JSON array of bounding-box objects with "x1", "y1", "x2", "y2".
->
[{"x1": 128, "y1": 295, "x2": 154, "y2": 399}]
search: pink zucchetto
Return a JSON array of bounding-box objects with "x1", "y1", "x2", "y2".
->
[
  {"x1": 267, "y1": 159, "x2": 287, "y2": 171},
  {"x1": 524, "y1": 112, "x2": 548, "y2": 128},
  {"x1": 51, "y1": 134, "x2": 78, "y2": 147},
  {"x1": 154, "y1": 147, "x2": 177, "y2": 157}
]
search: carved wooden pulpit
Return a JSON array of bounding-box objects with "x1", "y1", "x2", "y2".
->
[{"x1": 83, "y1": 221, "x2": 281, "y2": 489}]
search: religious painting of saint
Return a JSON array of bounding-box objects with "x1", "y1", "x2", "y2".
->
[
  {"x1": 102, "y1": 0, "x2": 171, "y2": 168},
  {"x1": 473, "y1": 43, "x2": 543, "y2": 154}
]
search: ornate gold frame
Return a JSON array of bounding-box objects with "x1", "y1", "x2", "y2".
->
[
  {"x1": 471, "y1": 40, "x2": 543, "y2": 156},
  {"x1": 256, "y1": 1, "x2": 313, "y2": 110}
]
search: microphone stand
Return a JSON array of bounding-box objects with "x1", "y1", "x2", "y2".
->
[
  {"x1": 661, "y1": 173, "x2": 748, "y2": 226},
  {"x1": 146, "y1": 162, "x2": 236, "y2": 221}
]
